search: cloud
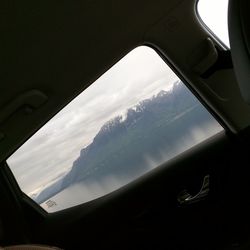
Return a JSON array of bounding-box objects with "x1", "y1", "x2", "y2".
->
[{"x1": 7, "y1": 46, "x2": 179, "y2": 194}]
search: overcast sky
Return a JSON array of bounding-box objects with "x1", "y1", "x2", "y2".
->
[
  {"x1": 198, "y1": 0, "x2": 229, "y2": 47},
  {"x1": 8, "y1": 47, "x2": 178, "y2": 195},
  {"x1": 7, "y1": 0, "x2": 229, "y2": 196}
]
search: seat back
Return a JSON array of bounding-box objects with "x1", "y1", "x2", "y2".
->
[{"x1": 228, "y1": 0, "x2": 250, "y2": 104}]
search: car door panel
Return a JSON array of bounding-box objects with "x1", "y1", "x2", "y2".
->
[{"x1": 3, "y1": 131, "x2": 244, "y2": 249}]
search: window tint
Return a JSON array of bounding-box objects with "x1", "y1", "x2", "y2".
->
[
  {"x1": 7, "y1": 46, "x2": 223, "y2": 213},
  {"x1": 197, "y1": 0, "x2": 229, "y2": 47}
]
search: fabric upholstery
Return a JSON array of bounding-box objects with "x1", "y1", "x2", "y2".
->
[{"x1": 228, "y1": 0, "x2": 250, "y2": 104}]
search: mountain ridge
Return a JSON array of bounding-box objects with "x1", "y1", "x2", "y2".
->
[{"x1": 35, "y1": 81, "x2": 218, "y2": 204}]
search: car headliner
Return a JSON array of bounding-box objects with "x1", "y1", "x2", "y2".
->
[{"x1": 1, "y1": 0, "x2": 250, "y2": 162}]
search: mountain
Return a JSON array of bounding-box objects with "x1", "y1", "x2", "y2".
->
[{"x1": 35, "y1": 81, "x2": 218, "y2": 204}]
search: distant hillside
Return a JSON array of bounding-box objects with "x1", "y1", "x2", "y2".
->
[{"x1": 35, "y1": 81, "x2": 218, "y2": 204}]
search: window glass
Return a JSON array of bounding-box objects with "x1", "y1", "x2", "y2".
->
[
  {"x1": 7, "y1": 46, "x2": 223, "y2": 213},
  {"x1": 197, "y1": 0, "x2": 229, "y2": 47}
]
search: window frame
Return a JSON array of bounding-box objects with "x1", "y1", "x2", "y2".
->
[
  {"x1": 4, "y1": 44, "x2": 227, "y2": 214},
  {"x1": 195, "y1": 0, "x2": 229, "y2": 50}
]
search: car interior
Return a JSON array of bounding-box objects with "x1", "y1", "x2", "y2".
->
[{"x1": 1, "y1": 0, "x2": 250, "y2": 249}]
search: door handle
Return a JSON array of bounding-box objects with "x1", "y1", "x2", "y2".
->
[{"x1": 177, "y1": 175, "x2": 210, "y2": 205}]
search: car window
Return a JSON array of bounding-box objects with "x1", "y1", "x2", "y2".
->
[
  {"x1": 197, "y1": 0, "x2": 229, "y2": 48},
  {"x1": 7, "y1": 46, "x2": 223, "y2": 213}
]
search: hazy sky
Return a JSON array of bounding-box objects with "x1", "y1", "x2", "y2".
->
[
  {"x1": 8, "y1": 47, "x2": 178, "y2": 195},
  {"x1": 8, "y1": 0, "x2": 229, "y2": 196},
  {"x1": 198, "y1": 0, "x2": 229, "y2": 47}
]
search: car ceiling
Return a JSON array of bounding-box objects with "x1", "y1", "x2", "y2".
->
[{"x1": 1, "y1": 0, "x2": 250, "y2": 162}]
